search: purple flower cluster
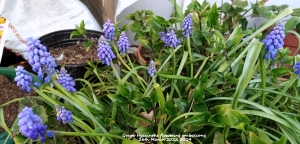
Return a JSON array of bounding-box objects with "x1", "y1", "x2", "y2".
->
[
  {"x1": 18, "y1": 107, "x2": 50, "y2": 142},
  {"x1": 117, "y1": 31, "x2": 130, "y2": 54},
  {"x1": 293, "y1": 61, "x2": 300, "y2": 76},
  {"x1": 56, "y1": 105, "x2": 74, "y2": 124},
  {"x1": 159, "y1": 29, "x2": 182, "y2": 49},
  {"x1": 14, "y1": 66, "x2": 32, "y2": 92},
  {"x1": 25, "y1": 37, "x2": 57, "y2": 83},
  {"x1": 97, "y1": 36, "x2": 116, "y2": 66},
  {"x1": 262, "y1": 23, "x2": 285, "y2": 60},
  {"x1": 148, "y1": 60, "x2": 156, "y2": 77},
  {"x1": 103, "y1": 19, "x2": 115, "y2": 41},
  {"x1": 182, "y1": 14, "x2": 193, "y2": 38},
  {"x1": 57, "y1": 67, "x2": 76, "y2": 92}
]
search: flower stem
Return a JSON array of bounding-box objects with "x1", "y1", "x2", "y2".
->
[
  {"x1": 93, "y1": 69, "x2": 111, "y2": 95},
  {"x1": 94, "y1": 67, "x2": 117, "y2": 119},
  {"x1": 185, "y1": 56, "x2": 210, "y2": 91},
  {"x1": 157, "y1": 118, "x2": 164, "y2": 144},
  {"x1": 112, "y1": 43, "x2": 132, "y2": 71},
  {"x1": 111, "y1": 63, "x2": 121, "y2": 81},
  {"x1": 223, "y1": 126, "x2": 230, "y2": 144},
  {"x1": 187, "y1": 35, "x2": 193, "y2": 78},
  {"x1": 126, "y1": 54, "x2": 146, "y2": 90},
  {"x1": 112, "y1": 43, "x2": 147, "y2": 86},
  {"x1": 112, "y1": 103, "x2": 117, "y2": 120},
  {"x1": 144, "y1": 46, "x2": 183, "y2": 95}
]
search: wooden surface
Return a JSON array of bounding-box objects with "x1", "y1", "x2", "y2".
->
[
  {"x1": 102, "y1": 0, "x2": 116, "y2": 23},
  {"x1": 80, "y1": 0, "x2": 116, "y2": 26}
]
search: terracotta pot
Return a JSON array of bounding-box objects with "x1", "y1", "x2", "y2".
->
[
  {"x1": 284, "y1": 34, "x2": 299, "y2": 56},
  {"x1": 276, "y1": 77, "x2": 288, "y2": 85},
  {"x1": 136, "y1": 45, "x2": 147, "y2": 65}
]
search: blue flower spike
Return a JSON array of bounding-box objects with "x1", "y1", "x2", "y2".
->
[
  {"x1": 57, "y1": 67, "x2": 76, "y2": 92},
  {"x1": 293, "y1": 61, "x2": 300, "y2": 76},
  {"x1": 56, "y1": 105, "x2": 74, "y2": 124},
  {"x1": 103, "y1": 19, "x2": 115, "y2": 41},
  {"x1": 182, "y1": 13, "x2": 193, "y2": 38},
  {"x1": 117, "y1": 31, "x2": 130, "y2": 54},
  {"x1": 148, "y1": 60, "x2": 156, "y2": 77},
  {"x1": 14, "y1": 66, "x2": 33, "y2": 92},
  {"x1": 159, "y1": 29, "x2": 182, "y2": 49},
  {"x1": 18, "y1": 107, "x2": 48, "y2": 142},
  {"x1": 97, "y1": 36, "x2": 116, "y2": 66},
  {"x1": 262, "y1": 23, "x2": 285, "y2": 60},
  {"x1": 25, "y1": 37, "x2": 57, "y2": 83}
]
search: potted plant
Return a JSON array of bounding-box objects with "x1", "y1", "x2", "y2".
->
[
  {"x1": 2, "y1": 0, "x2": 300, "y2": 144},
  {"x1": 38, "y1": 22, "x2": 104, "y2": 89}
]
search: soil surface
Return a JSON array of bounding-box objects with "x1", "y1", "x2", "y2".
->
[
  {"x1": 0, "y1": 75, "x2": 37, "y2": 133},
  {"x1": 49, "y1": 43, "x2": 98, "y2": 65},
  {"x1": 139, "y1": 46, "x2": 150, "y2": 61}
]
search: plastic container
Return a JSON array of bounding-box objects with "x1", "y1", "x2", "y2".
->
[
  {"x1": 40, "y1": 29, "x2": 103, "y2": 90},
  {"x1": 0, "y1": 49, "x2": 25, "y2": 67}
]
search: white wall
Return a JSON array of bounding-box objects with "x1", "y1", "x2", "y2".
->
[{"x1": 116, "y1": 0, "x2": 187, "y2": 45}]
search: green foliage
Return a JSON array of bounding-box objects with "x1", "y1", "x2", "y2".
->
[{"x1": 3, "y1": 1, "x2": 300, "y2": 144}]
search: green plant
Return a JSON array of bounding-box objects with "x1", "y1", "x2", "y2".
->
[{"x1": 3, "y1": 0, "x2": 300, "y2": 144}]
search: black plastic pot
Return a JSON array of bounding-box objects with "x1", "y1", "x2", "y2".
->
[
  {"x1": 0, "y1": 49, "x2": 25, "y2": 67},
  {"x1": 40, "y1": 29, "x2": 103, "y2": 90}
]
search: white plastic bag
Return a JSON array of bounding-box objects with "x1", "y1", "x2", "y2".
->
[
  {"x1": 0, "y1": 0, "x2": 102, "y2": 59},
  {"x1": 115, "y1": 0, "x2": 139, "y2": 21},
  {"x1": 0, "y1": 17, "x2": 8, "y2": 64}
]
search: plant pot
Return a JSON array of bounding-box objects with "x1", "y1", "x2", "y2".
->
[
  {"x1": 0, "y1": 48, "x2": 25, "y2": 67},
  {"x1": 39, "y1": 29, "x2": 104, "y2": 90},
  {"x1": 276, "y1": 77, "x2": 288, "y2": 85},
  {"x1": 135, "y1": 45, "x2": 147, "y2": 65},
  {"x1": 283, "y1": 33, "x2": 299, "y2": 56}
]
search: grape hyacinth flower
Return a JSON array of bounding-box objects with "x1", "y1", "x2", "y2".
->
[
  {"x1": 57, "y1": 67, "x2": 76, "y2": 92},
  {"x1": 113, "y1": 64, "x2": 121, "y2": 77},
  {"x1": 182, "y1": 14, "x2": 193, "y2": 38},
  {"x1": 18, "y1": 107, "x2": 48, "y2": 142},
  {"x1": 14, "y1": 66, "x2": 32, "y2": 92},
  {"x1": 159, "y1": 30, "x2": 182, "y2": 49},
  {"x1": 25, "y1": 37, "x2": 57, "y2": 83},
  {"x1": 103, "y1": 19, "x2": 115, "y2": 41},
  {"x1": 293, "y1": 61, "x2": 300, "y2": 76},
  {"x1": 148, "y1": 60, "x2": 156, "y2": 77},
  {"x1": 47, "y1": 131, "x2": 54, "y2": 138},
  {"x1": 56, "y1": 105, "x2": 74, "y2": 124},
  {"x1": 262, "y1": 23, "x2": 285, "y2": 60},
  {"x1": 118, "y1": 31, "x2": 130, "y2": 54},
  {"x1": 97, "y1": 36, "x2": 116, "y2": 66}
]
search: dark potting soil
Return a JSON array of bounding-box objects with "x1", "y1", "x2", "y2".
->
[
  {"x1": 139, "y1": 47, "x2": 151, "y2": 61},
  {"x1": 49, "y1": 43, "x2": 99, "y2": 65},
  {"x1": 0, "y1": 75, "x2": 37, "y2": 133}
]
